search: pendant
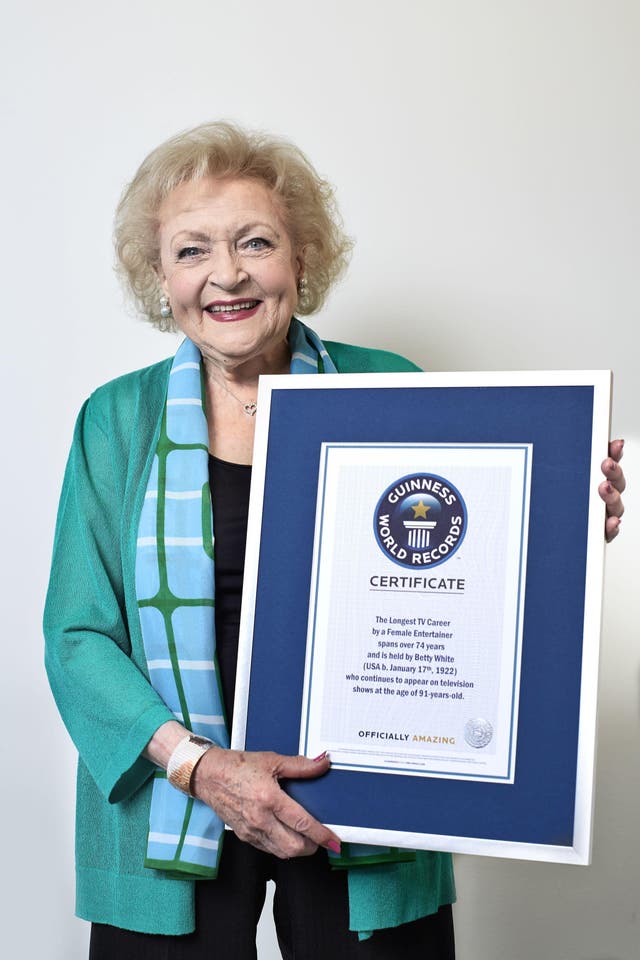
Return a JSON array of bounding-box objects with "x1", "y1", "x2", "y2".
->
[{"x1": 243, "y1": 401, "x2": 257, "y2": 417}]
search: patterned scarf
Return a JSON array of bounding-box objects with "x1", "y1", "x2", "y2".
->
[{"x1": 136, "y1": 318, "x2": 413, "y2": 877}]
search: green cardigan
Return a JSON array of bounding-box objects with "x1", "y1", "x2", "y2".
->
[{"x1": 44, "y1": 339, "x2": 455, "y2": 936}]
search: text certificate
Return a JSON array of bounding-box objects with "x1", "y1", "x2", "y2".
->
[
  {"x1": 233, "y1": 370, "x2": 611, "y2": 864},
  {"x1": 300, "y1": 443, "x2": 532, "y2": 783}
]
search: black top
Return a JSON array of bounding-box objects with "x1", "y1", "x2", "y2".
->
[{"x1": 208, "y1": 455, "x2": 252, "y2": 725}]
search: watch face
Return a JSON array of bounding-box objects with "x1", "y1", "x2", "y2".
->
[{"x1": 189, "y1": 736, "x2": 211, "y2": 748}]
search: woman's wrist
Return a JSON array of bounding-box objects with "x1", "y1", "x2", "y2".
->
[
  {"x1": 143, "y1": 719, "x2": 190, "y2": 768},
  {"x1": 144, "y1": 722, "x2": 218, "y2": 796},
  {"x1": 167, "y1": 734, "x2": 215, "y2": 796}
]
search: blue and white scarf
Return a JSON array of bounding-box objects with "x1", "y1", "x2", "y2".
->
[{"x1": 136, "y1": 318, "x2": 413, "y2": 878}]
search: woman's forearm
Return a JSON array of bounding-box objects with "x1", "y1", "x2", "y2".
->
[{"x1": 143, "y1": 720, "x2": 190, "y2": 768}]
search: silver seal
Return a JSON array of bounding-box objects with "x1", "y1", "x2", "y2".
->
[{"x1": 464, "y1": 718, "x2": 493, "y2": 749}]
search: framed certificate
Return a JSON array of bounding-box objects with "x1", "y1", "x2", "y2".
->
[{"x1": 232, "y1": 371, "x2": 611, "y2": 864}]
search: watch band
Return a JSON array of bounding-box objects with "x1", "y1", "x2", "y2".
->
[{"x1": 167, "y1": 734, "x2": 214, "y2": 796}]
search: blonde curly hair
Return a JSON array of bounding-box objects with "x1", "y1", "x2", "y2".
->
[{"x1": 114, "y1": 121, "x2": 353, "y2": 330}]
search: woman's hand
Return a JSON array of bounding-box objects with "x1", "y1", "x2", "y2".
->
[
  {"x1": 599, "y1": 439, "x2": 625, "y2": 542},
  {"x1": 191, "y1": 747, "x2": 340, "y2": 859}
]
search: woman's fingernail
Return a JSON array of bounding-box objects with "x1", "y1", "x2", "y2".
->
[
  {"x1": 327, "y1": 840, "x2": 341, "y2": 854},
  {"x1": 313, "y1": 751, "x2": 328, "y2": 762}
]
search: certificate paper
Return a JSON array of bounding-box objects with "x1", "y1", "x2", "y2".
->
[
  {"x1": 233, "y1": 370, "x2": 611, "y2": 864},
  {"x1": 300, "y1": 443, "x2": 532, "y2": 783}
]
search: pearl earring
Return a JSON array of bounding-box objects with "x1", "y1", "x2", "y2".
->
[{"x1": 159, "y1": 296, "x2": 172, "y2": 319}]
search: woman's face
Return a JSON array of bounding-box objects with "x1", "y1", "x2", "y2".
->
[{"x1": 157, "y1": 176, "x2": 302, "y2": 372}]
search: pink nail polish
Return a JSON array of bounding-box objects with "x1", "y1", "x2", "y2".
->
[
  {"x1": 327, "y1": 840, "x2": 341, "y2": 854},
  {"x1": 313, "y1": 751, "x2": 327, "y2": 762}
]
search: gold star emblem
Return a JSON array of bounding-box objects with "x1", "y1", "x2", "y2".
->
[{"x1": 411, "y1": 500, "x2": 430, "y2": 519}]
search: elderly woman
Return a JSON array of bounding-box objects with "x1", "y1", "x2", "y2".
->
[{"x1": 44, "y1": 122, "x2": 625, "y2": 960}]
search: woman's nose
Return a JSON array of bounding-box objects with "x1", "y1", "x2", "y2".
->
[{"x1": 207, "y1": 244, "x2": 248, "y2": 289}]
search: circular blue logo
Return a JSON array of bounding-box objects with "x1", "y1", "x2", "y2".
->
[{"x1": 373, "y1": 473, "x2": 467, "y2": 569}]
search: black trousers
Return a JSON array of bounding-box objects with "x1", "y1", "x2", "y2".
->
[{"x1": 89, "y1": 834, "x2": 455, "y2": 959}]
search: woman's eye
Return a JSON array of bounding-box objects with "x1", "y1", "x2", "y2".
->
[
  {"x1": 243, "y1": 237, "x2": 271, "y2": 252},
  {"x1": 177, "y1": 246, "x2": 202, "y2": 260}
]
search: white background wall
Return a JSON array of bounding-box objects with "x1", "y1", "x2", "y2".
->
[{"x1": 1, "y1": 2, "x2": 638, "y2": 957}]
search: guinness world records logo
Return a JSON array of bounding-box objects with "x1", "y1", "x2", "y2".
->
[{"x1": 374, "y1": 472, "x2": 467, "y2": 569}]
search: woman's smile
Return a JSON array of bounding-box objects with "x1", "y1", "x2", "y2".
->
[{"x1": 203, "y1": 298, "x2": 262, "y2": 322}]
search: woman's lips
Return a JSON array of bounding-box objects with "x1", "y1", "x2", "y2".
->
[{"x1": 203, "y1": 299, "x2": 261, "y2": 322}]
